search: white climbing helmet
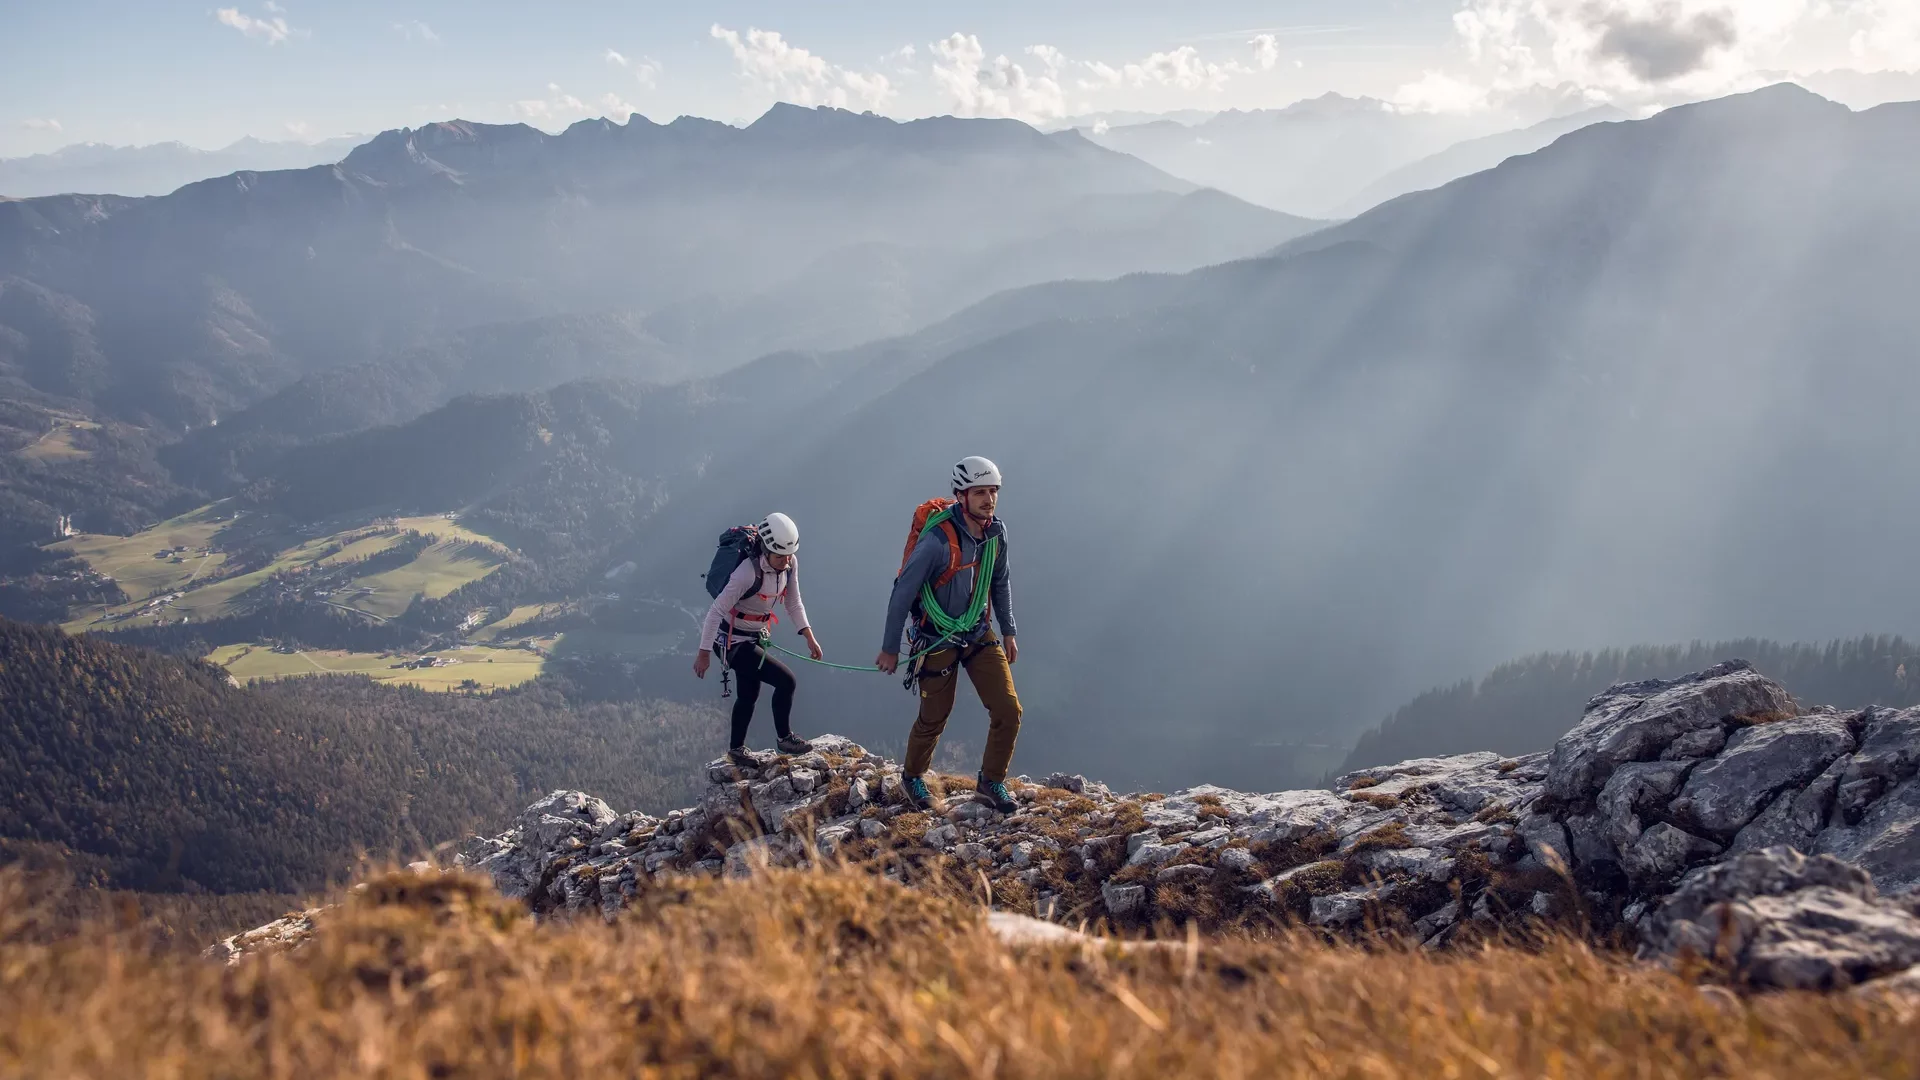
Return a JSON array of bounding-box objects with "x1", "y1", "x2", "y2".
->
[
  {"x1": 951, "y1": 456, "x2": 1002, "y2": 493},
  {"x1": 758, "y1": 512, "x2": 800, "y2": 556}
]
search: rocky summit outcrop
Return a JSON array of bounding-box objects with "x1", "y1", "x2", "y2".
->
[
  {"x1": 449, "y1": 734, "x2": 1546, "y2": 941},
  {"x1": 223, "y1": 660, "x2": 1920, "y2": 993}
]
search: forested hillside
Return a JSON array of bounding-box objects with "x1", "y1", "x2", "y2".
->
[
  {"x1": 1339, "y1": 635, "x2": 1920, "y2": 773},
  {"x1": 0, "y1": 618, "x2": 716, "y2": 894}
]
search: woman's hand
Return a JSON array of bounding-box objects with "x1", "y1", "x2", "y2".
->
[
  {"x1": 801, "y1": 627, "x2": 824, "y2": 661},
  {"x1": 693, "y1": 650, "x2": 711, "y2": 679}
]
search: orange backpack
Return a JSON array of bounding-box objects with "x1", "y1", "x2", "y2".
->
[{"x1": 898, "y1": 498, "x2": 973, "y2": 589}]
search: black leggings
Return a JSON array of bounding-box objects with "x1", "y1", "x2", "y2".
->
[{"x1": 721, "y1": 641, "x2": 796, "y2": 747}]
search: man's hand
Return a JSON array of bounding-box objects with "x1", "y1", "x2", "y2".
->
[
  {"x1": 1003, "y1": 636, "x2": 1019, "y2": 665},
  {"x1": 875, "y1": 651, "x2": 899, "y2": 675},
  {"x1": 802, "y1": 627, "x2": 824, "y2": 661},
  {"x1": 693, "y1": 650, "x2": 711, "y2": 679}
]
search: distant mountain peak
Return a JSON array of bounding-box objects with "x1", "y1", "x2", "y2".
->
[
  {"x1": 746, "y1": 101, "x2": 892, "y2": 135},
  {"x1": 1203, "y1": 92, "x2": 1393, "y2": 123},
  {"x1": 1282, "y1": 91, "x2": 1392, "y2": 113}
]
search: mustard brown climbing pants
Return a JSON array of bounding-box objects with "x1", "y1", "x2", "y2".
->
[{"x1": 904, "y1": 634, "x2": 1022, "y2": 783}]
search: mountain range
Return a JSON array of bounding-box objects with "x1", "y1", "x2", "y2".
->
[
  {"x1": 1084, "y1": 93, "x2": 1510, "y2": 216},
  {"x1": 0, "y1": 105, "x2": 1310, "y2": 433},
  {"x1": 0, "y1": 104, "x2": 1317, "y2": 552},
  {"x1": 0, "y1": 135, "x2": 367, "y2": 199},
  {"x1": 1332, "y1": 105, "x2": 1628, "y2": 217}
]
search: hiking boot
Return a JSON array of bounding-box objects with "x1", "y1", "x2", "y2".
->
[
  {"x1": 776, "y1": 733, "x2": 813, "y2": 755},
  {"x1": 975, "y1": 775, "x2": 1017, "y2": 814},
  {"x1": 903, "y1": 775, "x2": 937, "y2": 811},
  {"x1": 726, "y1": 745, "x2": 758, "y2": 768}
]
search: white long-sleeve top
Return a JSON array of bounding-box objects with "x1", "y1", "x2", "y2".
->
[{"x1": 698, "y1": 553, "x2": 810, "y2": 653}]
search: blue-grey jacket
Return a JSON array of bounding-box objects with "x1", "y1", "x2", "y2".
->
[{"x1": 881, "y1": 514, "x2": 1015, "y2": 654}]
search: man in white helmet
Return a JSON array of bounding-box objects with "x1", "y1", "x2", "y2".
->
[
  {"x1": 876, "y1": 457, "x2": 1021, "y2": 813},
  {"x1": 695, "y1": 512, "x2": 822, "y2": 766}
]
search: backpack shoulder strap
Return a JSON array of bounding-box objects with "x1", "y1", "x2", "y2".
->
[{"x1": 932, "y1": 517, "x2": 970, "y2": 589}]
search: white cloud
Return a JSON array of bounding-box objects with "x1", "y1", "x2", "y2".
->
[
  {"x1": 929, "y1": 35, "x2": 1251, "y2": 119},
  {"x1": 394, "y1": 20, "x2": 438, "y2": 44},
  {"x1": 1392, "y1": 70, "x2": 1493, "y2": 113},
  {"x1": 511, "y1": 83, "x2": 589, "y2": 124},
  {"x1": 929, "y1": 33, "x2": 1067, "y2": 120},
  {"x1": 22, "y1": 117, "x2": 62, "y2": 131},
  {"x1": 1250, "y1": 33, "x2": 1281, "y2": 70},
  {"x1": 215, "y1": 6, "x2": 293, "y2": 45},
  {"x1": 711, "y1": 25, "x2": 894, "y2": 110},
  {"x1": 607, "y1": 50, "x2": 661, "y2": 88},
  {"x1": 1849, "y1": 0, "x2": 1920, "y2": 69},
  {"x1": 1080, "y1": 45, "x2": 1234, "y2": 93},
  {"x1": 283, "y1": 120, "x2": 311, "y2": 138},
  {"x1": 263, "y1": 0, "x2": 282, "y2": 11},
  {"x1": 1402, "y1": 0, "x2": 1920, "y2": 116},
  {"x1": 600, "y1": 93, "x2": 639, "y2": 120}
]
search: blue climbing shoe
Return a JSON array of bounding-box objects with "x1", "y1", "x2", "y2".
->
[
  {"x1": 975, "y1": 775, "x2": 1017, "y2": 814},
  {"x1": 903, "y1": 775, "x2": 936, "y2": 811}
]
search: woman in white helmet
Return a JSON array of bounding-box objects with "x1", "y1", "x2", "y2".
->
[{"x1": 694, "y1": 512, "x2": 823, "y2": 764}]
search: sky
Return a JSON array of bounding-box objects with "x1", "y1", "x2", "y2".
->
[{"x1": 3, "y1": 0, "x2": 1919, "y2": 155}]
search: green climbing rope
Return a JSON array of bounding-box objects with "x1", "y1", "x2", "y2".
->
[
  {"x1": 737, "y1": 509, "x2": 995, "y2": 676},
  {"x1": 757, "y1": 629, "x2": 954, "y2": 672},
  {"x1": 915, "y1": 508, "x2": 998, "y2": 639}
]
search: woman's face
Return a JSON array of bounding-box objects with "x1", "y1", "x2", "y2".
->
[{"x1": 767, "y1": 551, "x2": 793, "y2": 572}]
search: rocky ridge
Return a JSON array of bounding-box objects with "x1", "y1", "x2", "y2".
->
[{"x1": 222, "y1": 662, "x2": 1920, "y2": 991}]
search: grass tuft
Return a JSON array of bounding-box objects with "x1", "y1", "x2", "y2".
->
[{"x1": 3, "y1": 864, "x2": 1915, "y2": 1077}]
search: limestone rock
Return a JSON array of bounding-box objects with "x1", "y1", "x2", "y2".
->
[
  {"x1": 1217, "y1": 847, "x2": 1256, "y2": 873},
  {"x1": 1673, "y1": 714, "x2": 1854, "y2": 839},
  {"x1": 1156, "y1": 863, "x2": 1215, "y2": 884},
  {"x1": 1127, "y1": 841, "x2": 1191, "y2": 869},
  {"x1": 207, "y1": 909, "x2": 320, "y2": 964},
  {"x1": 310, "y1": 660, "x2": 1919, "y2": 981},
  {"x1": 1622, "y1": 823, "x2": 1722, "y2": 883},
  {"x1": 1311, "y1": 887, "x2": 1389, "y2": 927},
  {"x1": 1545, "y1": 661, "x2": 1796, "y2": 805},
  {"x1": 1102, "y1": 881, "x2": 1147, "y2": 917},
  {"x1": 1596, "y1": 760, "x2": 1690, "y2": 854}
]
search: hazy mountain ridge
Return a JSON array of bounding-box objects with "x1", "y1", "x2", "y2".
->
[
  {"x1": 0, "y1": 135, "x2": 367, "y2": 199},
  {"x1": 0, "y1": 105, "x2": 1311, "y2": 436},
  {"x1": 1335, "y1": 105, "x2": 1628, "y2": 216},
  {"x1": 1087, "y1": 93, "x2": 1506, "y2": 215},
  {"x1": 0, "y1": 105, "x2": 1317, "y2": 566}
]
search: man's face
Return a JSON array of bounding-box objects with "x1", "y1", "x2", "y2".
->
[{"x1": 962, "y1": 485, "x2": 999, "y2": 519}]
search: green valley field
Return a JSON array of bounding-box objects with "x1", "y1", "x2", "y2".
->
[
  {"x1": 205, "y1": 642, "x2": 546, "y2": 691},
  {"x1": 55, "y1": 505, "x2": 509, "y2": 634}
]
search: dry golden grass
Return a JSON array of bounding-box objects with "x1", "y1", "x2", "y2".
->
[{"x1": 4, "y1": 864, "x2": 1918, "y2": 1079}]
